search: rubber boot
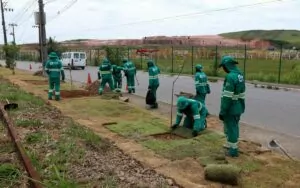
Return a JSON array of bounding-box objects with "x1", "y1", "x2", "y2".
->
[
  {"x1": 225, "y1": 148, "x2": 239, "y2": 157},
  {"x1": 55, "y1": 95, "x2": 60, "y2": 101},
  {"x1": 48, "y1": 91, "x2": 53, "y2": 100}
]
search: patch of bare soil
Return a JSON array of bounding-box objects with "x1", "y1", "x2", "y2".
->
[
  {"x1": 85, "y1": 80, "x2": 113, "y2": 94},
  {"x1": 44, "y1": 89, "x2": 98, "y2": 98},
  {"x1": 33, "y1": 70, "x2": 43, "y2": 76},
  {"x1": 151, "y1": 133, "x2": 184, "y2": 140},
  {"x1": 22, "y1": 80, "x2": 48, "y2": 85}
]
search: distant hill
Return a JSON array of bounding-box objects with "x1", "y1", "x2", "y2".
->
[{"x1": 220, "y1": 30, "x2": 300, "y2": 48}]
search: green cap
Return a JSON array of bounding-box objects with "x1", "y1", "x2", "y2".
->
[
  {"x1": 219, "y1": 56, "x2": 238, "y2": 68},
  {"x1": 48, "y1": 52, "x2": 57, "y2": 58}
]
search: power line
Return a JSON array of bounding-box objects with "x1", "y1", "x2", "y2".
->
[
  {"x1": 45, "y1": 0, "x2": 59, "y2": 5},
  {"x1": 47, "y1": 0, "x2": 78, "y2": 23},
  {"x1": 79, "y1": 0, "x2": 292, "y2": 32},
  {"x1": 12, "y1": 0, "x2": 35, "y2": 23}
]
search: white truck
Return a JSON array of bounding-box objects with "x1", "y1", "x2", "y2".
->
[{"x1": 61, "y1": 51, "x2": 87, "y2": 70}]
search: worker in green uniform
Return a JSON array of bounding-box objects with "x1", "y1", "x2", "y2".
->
[
  {"x1": 194, "y1": 64, "x2": 210, "y2": 105},
  {"x1": 171, "y1": 96, "x2": 207, "y2": 137},
  {"x1": 123, "y1": 59, "x2": 137, "y2": 93},
  {"x1": 147, "y1": 60, "x2": 160, "y2": 108},
  {"x1": 218, "y1": 56, "x2": 246, "y2": 157},
  {"x1": 98, "y1": 58, "x2": 114, "y2": 95},
  {"x1": 45, "y1": 52, "x2": 65, "y2": 101},
  {"x1": 112, "y1": 65, "x2": 123, "y2": 92}
]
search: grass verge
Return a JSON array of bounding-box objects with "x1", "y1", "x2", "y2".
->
[
  {"x1": 61, "y1": 95, "x2": 300, "y2": 187},
  {"x1": 0, "y1": 74, "x2": 172, "y2": 187}
]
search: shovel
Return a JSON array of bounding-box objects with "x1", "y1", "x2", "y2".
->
[
  {"x1": 269, "y1": 139, "x2": 294, "y2": 160},
  {"x1": 4, "y1": 99, "x2": 18, "y2": 111}
]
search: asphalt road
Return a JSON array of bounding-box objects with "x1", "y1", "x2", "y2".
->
[{"x1": 3, "y1": 61, "x2": 300, "y2": 138}]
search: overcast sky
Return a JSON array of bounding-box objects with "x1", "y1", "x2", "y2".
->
[{"x1": 2, "y1": 0, "x2": 300, "y2": 44}]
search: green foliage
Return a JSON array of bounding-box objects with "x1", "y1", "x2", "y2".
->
[
  {"x1": 2, "y1": 43, "x2": 20, "y2": 70},
  {"x1": 47, "y1": 37, "x2": 67, "y2": 58},
  {"x1": 104, "y1": 46, "x2": 127, "y2": 65},
  {"x1": 0, "y1": 164, "x2": 21, "y2": 186}
]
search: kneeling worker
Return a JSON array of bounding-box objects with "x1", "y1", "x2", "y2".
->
[{"x1": 171, "y1": 96, "x2": 207, "y2": 137}]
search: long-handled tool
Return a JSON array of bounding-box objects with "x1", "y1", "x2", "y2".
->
[
  {"x1": 269, "y1": 139, "x2": 294, "y2": 160},
  {"x1": 68, "y1": 64, "x2": 73, "y2": 90},
  {"x1": 4, "y1": 99, "x2": 18, "y2": 111},
  {"x1": 135, "y1": 75, "x2": 140, "y2": 86}
]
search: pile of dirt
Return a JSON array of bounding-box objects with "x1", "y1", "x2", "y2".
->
[
  {"x1": 85, "y1": 80, "x2": 113, "y2": 95},
  {"x1": 33, "y1": 70, "x2": 43, "y2": 76}
]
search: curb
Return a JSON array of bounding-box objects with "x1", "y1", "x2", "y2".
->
[{"x1": 253, "y1": 83, "x2": 300, "y2": 92}]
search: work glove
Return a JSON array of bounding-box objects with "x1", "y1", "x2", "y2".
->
[
  {"x1": 171, "y1": 124, "x2": 179, "y2": 130},
  {"x1": 192, "y1": 130, "x2": 198, "y2": 137},
  {"x1": 219, "y1": 114, "x2": 224, "y2": 121}
]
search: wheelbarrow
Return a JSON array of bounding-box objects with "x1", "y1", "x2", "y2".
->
[{"x1": 4, "y1": 99, "x2": 18, "y2": 111}]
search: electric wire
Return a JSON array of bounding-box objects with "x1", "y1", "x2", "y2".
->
[{"x1": 79, "y1": 0, "x2": 292, "y2": 32}]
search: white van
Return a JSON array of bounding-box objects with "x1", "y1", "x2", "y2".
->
[{"x1": 61, "y1": 52, "x2": 87, "y2": 70}]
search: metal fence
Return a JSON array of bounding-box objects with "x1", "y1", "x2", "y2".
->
[{"x1": 3, "y1": 44, "x2": 300, "y2": 85}]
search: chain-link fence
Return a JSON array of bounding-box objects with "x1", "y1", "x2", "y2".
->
[{"x1": 3, "y1": 44, "x2": 300, "y2": 85}]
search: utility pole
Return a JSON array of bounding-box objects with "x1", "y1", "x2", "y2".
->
[
  {"x1": 33, "y1": 25, "x2": 42, "y2": 62},
  {"x1": 37, "y1": 0, "x2": 47, "y2": 74},
  {"x1": 9, "y1": 23, "x2": 17, "y2": 44},
  {"x1": 0, "y1": 1, "x2": 13, "y2": 45},
  {"x1": 1, "y1": 0, "x2": 7, "y2": 45}
]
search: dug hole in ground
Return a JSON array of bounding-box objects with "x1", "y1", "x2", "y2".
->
[{"x1": 1, "y1": 67, "x2": 300, "y2": 188}]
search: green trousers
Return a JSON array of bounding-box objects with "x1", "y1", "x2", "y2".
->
[
  {"x1": 182, "y1": 109, "x2": 207, "y2": 132},
  {"x1": 48, "y1": 77, "x2": 61, "y2": 101},
  {"x1": 126, "y1": 75, "x2": 135, "y2": 93},
  {"x1": 113, "y1": 77, "x2": 122, "y2": 90},
  {"x1": 99, "y1": 76, "x2": 114, "y2": 95},
  {"x1": 149, "y1": 84, "x2": 159, "y2": 108},
  {"x1": 223, "y1": 115, "x2": 240, "y2": 157},
  {"x1": 195, "y1": 93, "x2": 206, "y2": 105}
]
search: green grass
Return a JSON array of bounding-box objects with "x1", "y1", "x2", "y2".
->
[
  {"x1": 0, "y1": 164, "x2": 21, "y2": 187},
  {"x1": 141, "y1": 131, "x2": 225, "y2": 162},
  {"x1": 107, "y1": 119, "x2": 169, "y2": 139},
  {"x1": 25, "y1": 131, "x2": 45, "y2": 144}
]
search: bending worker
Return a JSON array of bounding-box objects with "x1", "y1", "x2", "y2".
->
[
  {"x1": 98, "y1": 58, "x2": 114, "y2": 95},
  {"x1": 171, "y1": 96, "x2": 207, "y2": 137},
  {"x1": 147, "y1": 60, "x2": 160, "y2": 108},
  {"x1": 194, "y1": 64, "x2": 210, "y2": 105},
  {"x1": 112, "y1": 64, "x2": 123, "y2": 92},
  {"x1": 123, "y1": 59, "x2": 137, "y2": 93},
  {"x1": 45, "y1": 52, "x2": 65, "y2": 101},
  {"x1": 218, "y1": 56, "x2": 246, "y2": 158}
]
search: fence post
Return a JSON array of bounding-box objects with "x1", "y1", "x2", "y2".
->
[
  {"x1": 243, "y1": 44, "x2": 247, "y2": 79},
  {"x1": 127, "y1": 47, "x2": 130, "y2": 60},
  {"x1": 140, "y1": 53, "x2": 142, "y2": 70},
  {"x1": 89, "y1": 50, "x2": 92, "y2": 65},
  {"x1": 214, "y1": 45, "x2": 218, "y2": 76},
  {"x1": 171, "y1": 46, "x2": 174, "y2": 73},
  {"x1": 278, "y1": 44, "x2": 283, "y2": 83},
  {"x1": 191, "y1": 46, "x2": 194, "y2": 75}
]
